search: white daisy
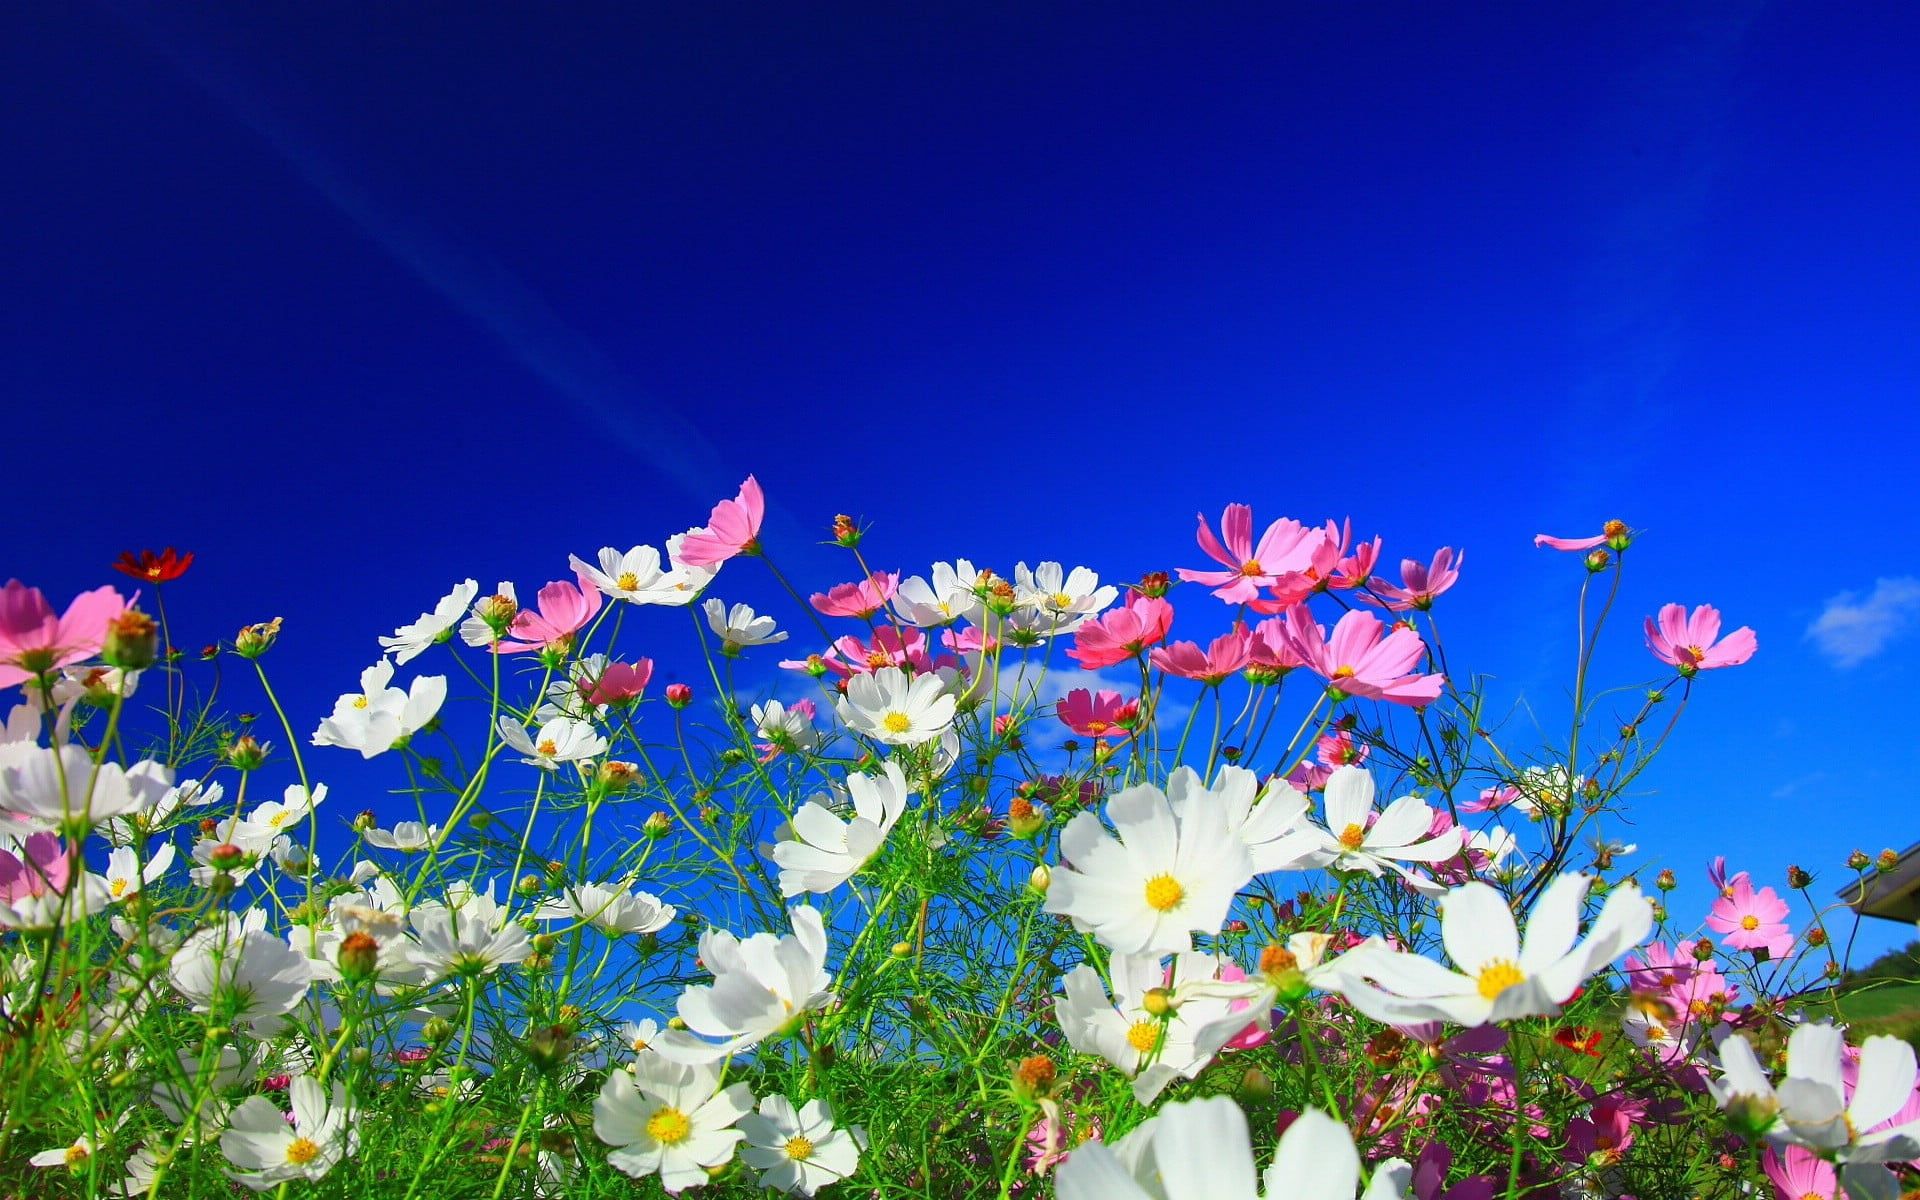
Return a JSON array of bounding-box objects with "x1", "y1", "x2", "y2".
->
[
  {"x1": 0, "y1": 745, "x2": 171, "y2": 835},
  {"x1": 170, "y1": 928, "x2": 314, "y2": 1027},
  {"x1": 1712, "y1": 1023, "x2": 1920, "y2": 1163},
  {"x1": 893, "y1": 560, "x2": 984, "y2": 627},
  {"x1": 654, "y1": 906, "x2": 835, "y2": 1064},
  {"x1": 1170, "y1": 765, "x2": 1324, "y2": 874},
  {"x1": 836, "y1": 668, "x2": 955, "y2": 747},
  {"x1": 1012, "y1": 560, "x2": 1118, "y2": 635},
  {"x1": 769, "y1": 763, "x2": 911, "y2": 896},
  {"x1": 535, "y1": 882, "x2": 677, "y2": 937},
  {"x1": 739, "y1": 1094, "x2": 864, "y2": 1195},
  {"x1": 363, "y1": 820, "x2": 441, "y2": 854},
  {"x1": 379, "y1": 578, "x2": 479, "y2": 663},
  {"x1": 498, "y1": 715, "x2": 607, "y2": 770},
  {"x1": 1044, "y1": 777, "x2": 1254, "y2": 956},
  {"x1": 311, "y1": 660, "x2": 446, "y2": 759},
  {"x1": 1055, "y1": 950, "x2": 1244, "y2": 1103},
  {"x1": 572, "y1": 545, "x2": 669, "y2": 603},
  {"x1": 704, "y1": 599, "x2": 788, "y2": 654},
  {"x1": 220, "y1": 1076, "x2": 356, "y2": 1191},
  {"x1": 102, "y1": 842, "x2": 174, "y2": 902},
  {"x1": 1306, "y1": 766, "x2": 1461, "y2": 881},
  {"x1": 593, "y1": 1055, "x2": 753, "y2": 1194}
]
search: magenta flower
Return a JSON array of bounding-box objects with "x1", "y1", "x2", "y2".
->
[
  {"x1": 677, "y1": 475, "x2": 765, "y2": 567},
  {"x1": 494, "y1": 573, "x2": 603, "y2": 655},
  {"x1": 0, "y1": 581, "x2": 129, "y2": 687},
  {"x1": 1055, "y1": 688, "x2": 1138, "y2": 739},
  {"x1": 808, "y1": 626, "x2": 947, "y2": 678},
  {"x1": 1247, "y1": 614, "x2": 1308, "y2": 674},
  {"x1": 1325, "y1": 524, "x2": 1382, "y2": 590},
  {"x1": 1285, "y1": 609, "x2": 1444, "y2": 707},
  {"x1": 1460, "y1": 784, "x2": 1522, "y2": 815},
  {"x1": 1149, "y1": 626, "x2": 1253, "y2": 684},
  {"x1": 1761, "y1": 1146, "x2": 1835, "y2": 1200},
  {"x1": 1285, "y1": 730, "x2": 1368, "y2": 790},
  {"x1": 1705, "y1": 874, "x2": 1794, "y2": 958},
  {"x1": 1369, "y1": 548, "x2": 1463, "y2": 611},
  {"x1": 1644, "y1": 603, "x2": 1757, "y2": 676},
  {"x1": 810, "y1": 572, "x2": 897, "y2": 619},
  {"x1": 582, "y1": 659, "x2": 653, "y2": 706},
  {"x1": 1066, "y1": 596, "x2": 1174, "y2": 669},
  {"x1": 1177, "y1": 505, "x2": 1328, "y2": 604},
  {"x1": 0, "y1": 833, "x2": 72, "y2": 903}
]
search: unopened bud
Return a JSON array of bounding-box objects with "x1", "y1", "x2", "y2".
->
[
  {"x1": 1656, "y1": 868, "x2": 1677, "y2": 891},
  {"x1": 352, "y1": 810, "x2": 377, "y2": 832},
  {"x1": 233, "y1": 617, "x2": 283, "y2": 659},
  {"x1": 665, "y1": 683, "x2": 693, "y2": 709},
  {"x1": 1878, "y1": 849, "x2": 1900, "y2": 872},
  {"x1": 1007, "y1": 797, "x2": 1045, "y2": 840},
  {"x1": 225, "y1": 735, "x2": 268, "y2": 771},
  {"x1": 1722, "y1": 1092, "x2": 1779, "y2": 1140},
  {"x1": 1027, "y1": 865, "x2": 1051, "y2": 895},
  {"x1": 531, "y1": 933, "x2": 559, "y2": 955},
  {"x1": 831, "y1": 514, "x2": 862, "y2": 548},
  {"x1": 1142, "y1": 987, "x2": 1177, "y2": 1017},
  {"x1": 1584, "y1": 549, "x2": 1610, "y2": 573},
  {"x1": 1805, "y1": 926, "x2": 1828, "y2": 947},
  {"x1": 1236, "y1": 1066, "x2": 1275, "y2": 1103},
  {"x1": 1603, "y1": 519, "x2": 1632, "y2": 550},
  {"x1": 207, "y1": 843, "x2": 246, "y2": 870},
  {"x1": 1848, "y1": 849, "x2": 1872, "y2": 870},
  {"x1": 476, "y1": 593, "x2": 518, "y2": 637},
  {"x1": 1692, "y1": 939, "x2": 1716, "y2": 962},
  {"x1": 103, "y1": 610, "x2": 158, "y2": 671},
  {"x1": 1135, "y1": 571, "x2": 1172, "y2": 599},
  {"x1": 1787, "y1": 865, "x2": 1812, "y2": 890},
  {"x1": 643, "y1": 811, "x2": 673, "y2": 838},
  {"x1": 516, "y1": 874, "x2": 544, "y2": 897},
  {"x1": 1012, "y1": 1054, "x2": 1056, "y2": 1100},
  {"x1": 338, "y1": 932, "x2": 379, "y2": 982}
]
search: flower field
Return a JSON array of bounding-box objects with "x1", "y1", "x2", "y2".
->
[{"x1": 2, "y1": 478, "x2": 1910, "y2": 1199}]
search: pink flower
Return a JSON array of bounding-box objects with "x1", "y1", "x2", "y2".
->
[
  {"x1": 0, "y1": 581, "x2": 129, "y2": 687},
  {"x1": 810, "y1": 572, "x2": 897, "y2": 619},
  {"x1": 582, "y1": 659, "x2": 653, "y2": 706},
  {"x1": 1534, "y1": 532, "x2": 1607, "y2": 551},
  {"x1": 0, "y1": 833, "x2": 72, "y2": 903},
  {"x1": 1325, "y1": 523, "x2": 1382, "y2": 590},
  {"x1": 1285, "y1": 729, "x2": 1369, "y2": 790},
  {"x1": 1055, "y1": 689, "x2": 1138, "y2": 739},
  {"x1": 1705, "y1": 875, "x2": 1794, "y2": 959},
  {"x1": 1368, "y1": 548, "x2": 1463, "y2": 611},
  {"x1": 803, "y1": 626, "x2": 947, "y2": 678},
  {"x1": 1761, "y1": 1146, "x2": 1836, "y2": 1200},
  {"x1": 1213, "y1": 962, "x2": 1273, "y2": 1050},
  {"x1": 1460, "y1": 784, "x2": 1522, "y2": 815},
  {"x1": 1285, "y1": 609, "x2": 1445, "y2": 707},
  {"x1": 676, "y1": 475, "x2": 765, "y2": 567},
  {"x1": 1149, "y1": 626, "x2": 1253, "y2": 684},
  {"x1": 494, "y1": 573, "x2": 603, "y2": 655},
  {"x1": 1067, "y1": 596, "x2": 1174, "y2": 669},
  {"x1": 1247, "y1": 614, "x2": 1308, "y2": 674},
  {"x1": 1566, "y1": 1093, "x2": 1638, "y2": 1165},
  {"x1": 1177, "y1": 505, "x2": 1328, "y2": 604},
  {"x1": 1644, "y1": 603, "x2": 1757, "y2": 676}
]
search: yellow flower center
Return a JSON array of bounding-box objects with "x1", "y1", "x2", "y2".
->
[
  {"x1": 1051, "y1": 592, "x2": 1074, "y2": 608},
  {"x1": 110, "y1": 879, "x2": 129, "y2": 898},
  {"x1": 647, "y1": 1106, "x2": 693, "y2": 1146},
  {"x1": 630, "y1": 1036, "x2": 650, "y2": 1052},
  {"x1": 1143, "y1": 873, "x2": 1185, "y2": 912},
  {"x1": 1476, "y1": 959, "x2": 1526, "y2": 1001},
  {"x1": 269, "y1": 811, "x2": 289, "y2": 827},
  {"x1": 285, "y1": 1137, "x2": 321, "y2": 1165},
  {"x1": 1332, "y1": 665, "x2": 1357, "y2": 679},
  {"x1": 1740, "y1": 915, "x2": 1760, "y2": 931},
  {"x1": 617, "y1": 571, "x2": 640, "y2": 591},
  {"x1": 882, "y1": 711, "x2": 912, "y2": 733},
  {"x1": 1127, "y1": 1019, "x2": 1162, "y2": 1053},
  {"x1": 1239, "y1": 560, "x2": 1263, "y2": 577},
  {"x1": 1337, "y1": 823, "x2": 1367, "y2": 850},
  {"x1": 784, "y1": 1134, "x2": 815, "y2": 1161},
  {"x1": 352, "y1": 695, "x2": 370, "y2": 709},
  {"x1": 537, "y1": 739, "x2": 559, "y2": 756},
  {"x1": 64, "y1": 1144, "x2": 89, "y2": 1167}
]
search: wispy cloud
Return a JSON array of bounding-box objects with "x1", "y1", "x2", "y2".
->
[{"x1": 1806, "y1": 577, "x2": 1920, "y2": 668}]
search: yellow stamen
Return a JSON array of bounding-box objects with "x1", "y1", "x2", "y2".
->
[
  {"x1": 537, "y1": 739, "x2": 559, "y2": 756},
  {"x1": 617, "y1": 571, "x2": 640, "y2": 591},
  {"x1": 1739, "y1": 915, "x2": 1759, "y2": 931},
  {"x1": 1476, "y1": 959, "x2": 1525, "y2": 1001},
  {"x1": 285, "y1": 1137, "x2": 320, "y2": 1165},
  {"x1": 1126, "y1": 1020, "x2": 1162, "y2": 1053},
  {"x1": 1337, "y1": 823, "x2": 1367, "y2": 850},
  {"x1": 1143, "y1": 873, "x2": 1185, "y2": 912},
  {"x1": 647, "y1": 1107, "x2": 693, "y2": 1146},
  {"x1": 882, "y1": 712, "x2": 912, "y2": 734},
  {"x1": 784, "y1": 1134, "x2": 815, "y2": 1161}
]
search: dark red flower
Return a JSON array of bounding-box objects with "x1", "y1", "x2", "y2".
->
[
  {"x1": 113, "y1": 547, "x2": 195, "y2": 583},
  {"x1": 1552, "y1": 1025, "x2": 1605, "y2": 1057}
]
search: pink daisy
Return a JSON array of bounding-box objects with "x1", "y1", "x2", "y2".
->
[
  {"x1": 677, "y1": 475, "x2": 765, "y2": 567},
  {"x1": 1644, "y1": 603, "x2": 1757, "y2": 676},
  {"x1": 1705, "y1": 874, "x2": 1794, "y2": 959},
  {"x1": 1177, "y1": 504, "x2": 1329, "y2": 604},
  {"x1": 1066, "y1": 596, "x2": 1174, "y2": 669},
  {"x1": 0, "y1": 581, "x2": 129, "y2": 687}
]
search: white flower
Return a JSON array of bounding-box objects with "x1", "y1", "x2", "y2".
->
[
  {"x1": 752, "y1": 699, "x2": 820, "y2": 758},
  {"x1": 312, "y1": 660, "x2": 446, "y2": 758},
  {"x1": 1012, "y1": 561, "x2": 1118, "y2": 635},
  {"x1": 363, "y1": 820, "x2": 441, "y2": 854},
  {"x1": 661, "y1": 531, "x2": 722, "y2": 602},
  {"x1": 572, "y1": 545, "x2": 703, "y2": 606},
  {"x1": 620, "y1": 1017, "x2": 664, "y2": 1056},
  {"x1": 0, "y1": 745, "x2": 171, "y2": 834},
  {"x1": 1712, "y1": 1023, "x2": 1920, "y2": 1163},
  {"x1": 1044, "y1": 777, "x2": 1254, "y2": 956},
  {"x1": 1172, "y1": 765, "x2": 1323, "y2": 874},
  {"x1": 459, "y1": 581, "x2": 517, "y2": 647},
  {"x1": 405, "y1": 883, "x2": 532, "y2": 981},
  {"x1": 28, "y1": 1116, "x2": 125, "y2": 1170},
  {"x1": 380, "y1": 579, "x2": 479, "y2": 663},
  {"x1": 535, "y1": 883, "x2": 677, "y2": 936},
  {"x1": 894, "y1": 560, "x2": 984, "y2": 627},
  {"x1": 1055, "y1": 950, "x2": 1245, "y2": 1103},
  {"x1": 1170, "y1": 931, "x2": 1370, "y2": 1058},
  {"x1": 242, "y1": 782, "x2": 327, "y2": 840},
  {"x1": 705, "y1": 599, "x2": 788, "y2": 653},
  {"x1": 170, "y1": 928, "x2": 314, "y2": 1026},
  {"x1": 654, "y1": 906, "x2": 835, "y2": 1064},
  {"x1": 769, "y1": 763, "x2": 911, "y2": 896},
  {"x1": 151, "y1": 1045, "x2": 256, "y2": 1128},
  {"x1": 1055, "y1": 1096, "x2": 1403, "y2": 1200},
  {"x1": 1306, "y1": 766, "x2": 1461, "y2": 881},
  {"x1": 220, "y1": 1076, "x2": 356, "y2": 1191},
  {"x1": 739, "y1": 1094, "x2": 864, "y2": 1195},
  {"x1": 1335, "y1": 873, "x2": 1652, "y2": 1027},
  {"x1": 498, "y1": 715, "x2": 607, "y2": 770},
  {"x1": 103, "y1": 843, "x2": 174, "y2": 902},
  {"x1": 594, "y1": 1055, "x2": 753, "y2": 1194},
  {"x1": 836, "y1": 668, "x2": 956, "y2": 747}
]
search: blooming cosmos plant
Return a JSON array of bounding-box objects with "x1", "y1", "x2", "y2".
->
[{"x1": 2, "y1": 485, "x2": 1803, "y2": 1198}]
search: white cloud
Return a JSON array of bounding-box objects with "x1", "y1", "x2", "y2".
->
[{"x1": 1807, "y1": 577, "x2": 1920, "y2": 668}]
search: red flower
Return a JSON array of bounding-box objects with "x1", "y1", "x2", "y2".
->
[
  {"x1": 1552, "y1": 1026, "x2": 1604, "y2": 1057},
  {"x1": 113, "y1": 547, "x2": 195, "y2": 583}
]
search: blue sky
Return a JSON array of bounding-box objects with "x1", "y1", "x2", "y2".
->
[{"x1": 5, "y1": 4, "x2": 1919, "y2": 958}]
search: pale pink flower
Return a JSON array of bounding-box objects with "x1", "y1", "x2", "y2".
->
[
  {"x1": 1534, "y1": 532, "x2": 1607, "y2": 551},
  {"x1": 494, "y1": 573, "x2": 603, "y2": 656},
  {"x1": 0, "y1": 832, "x2": 71, "y2": 903},
  {"x1": 1285, "y1": 729, "x2": 1368, "y2": 791},
  {"x1": 1285, "y1": 609, "x2": 1445, "y2": 707},
  {"x1": 1177, "y1": 505, "x2": 1328, "y2": 604},
  {"x1": 0, "y1": 581, "x2": 129, "y2": 687},
  {"x1": 1460, "y1": 784, "x2": 1522, "y2": 815},
  {"x1": 802, "y1": 627, "x2": 948, "y2": 679},
  {"x1": 1056, "y1": 689, "x2": 1138, "y2": 739},
  {"x1": 1149, "y1": 627, "x2": 1253, "y2": 684},
  {"x1": 1644, "y1": 603, "x2": 1757, "y2": 676},
  {"x1": 810, "y1": 572, "x2": 897, "y2": 619},
  {"x1": 1369, "y1": 548, "x2": 1464, "y2": 611},
  {"x1": 582, "y1": 659, "x2": 653, "y2": 707},
  {"x1": 677, "y1": 476, "x2": 765, "y2": 567},
  {"x1": 1705, "y1": 874, "x2": 1794, "y2": 959},
  {"x1": 1067, "y1": 597, "x2": 1173, "y2": 669}
]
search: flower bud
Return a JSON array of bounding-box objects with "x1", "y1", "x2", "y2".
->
[
  {"x1": 1584, "y1": 549, "x2": 1610, "y2": 573},
  {"x1": 476, "y1": 593, "x2": 518, "y2": 638},
  {"x1": 1656, "y1": 868, "x2": 1677, "y2": 891},
  {"x1": 1027, "y1": 865, "x2": 1051, "y2": 895},
  {"x1": 352, "y1": 810, "x2": 377, "y2": 832},
  {"x1": 1692, "y1": 938, "x2": 1716, "y2": 962},
  {"x1": 348, "y1": 1046, "x2": 372, "y2": 1067},
  {"x1": 225, "y1": 735, "x2": 269, "y2": 771},
  {"x1": 102, "y1": 609, "x2": 158, "y2": 671},
  {"x1": 831, "y1": 514, "x2": 862, "y2": 548},
  {"x1": 1012, "y1": 1054, "x2": 1056, "y2": 1101},
  {"x1": 1142, "y1": 987, "x2": 1177, "y2": 1017},
  {"x1": 1878, "y1": 849, "x2": 1900, "y2": 872},
  {"x1": 1805, "y1": 926, "x2": 1828, "y2": 948},
  {"x1": 665, "y1": 683, "x2": 693, "y2": 709},
  {"x1": 1007, "y1": 797, "x2": 1046, "y2": 840},
  {"x1": 1787, "y1": 865, "x2": 1812, "y2": 890},
  {"x1": 1135, "y1": 571, "x2": 1171, "y2": 599},
  {"x1": 423, "y1": 1016, "x2": 455, "y2": 1043},
  {"x1": 1603, "y1": 519, "x2": 1632, "y2": 551},
  {"x1": 338, "y1": 932, "x2": 380, "y2": 983},
  {"x1": 516, "y1": 874, "x2": 545, "y2": 898},
  {"x1": 1236, "y1": 1066, "x2": 1275, "y2": 1103},
  {"x1": 1721, "y1": 1092, "x2": 1779, "y2": 1140},
  {"x1": 643, "y1": 811, "x2": 673, "y2": 839},
  {"x1": 207, "y1": 842, "x2": 247, "y2": 871},
  {"x1": 233, "y1": 617, "x2": 284, "y2": 659}
]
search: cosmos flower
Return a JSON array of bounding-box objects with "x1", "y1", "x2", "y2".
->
[
  {"x1": 378, "y1": 579, "x2": 479, "y2": 663},
  {"x1": 594, "y1": 1055, "x2": 753, "y2": 1193},
  {"x1": 1056, "y1": 688, "x2": 1138, "y2": 739},
  {"x1": 572, "y1": 545, "x2": 669, "y2": 603},
  {"x1": 1055, "y1": 949, "x2": 1248, "y2": 1103},
  {"x1": 1705, "y1": 873, "x2": 1794, "y2": 959},
  {"x1": 705, "y1": 599, "x2": 788, "y2": 654},
  {"x1": 0, "y1": 744, "x2": 172, "y2": 835},
  {"x1": 311, "y1": 659, "x2": 447, "y2": 758},
  {"x1": 494, "y1": 574, "x2": 603, "y2": 656},
  {"x1": 811, "y1": 573, "x2": 898, "y2": 619},
  {"x1": 1012, "y1": 562, "x2": 1119, "y2": 635},
  {"x1": 677, "y1": 476, "x2": 766, "y2": 567},
  {"x1": 1068, "y1": 596, "x2": 1175, "y2": 669},
  {"x1": 893, "y1": 560, "x2": 984, "y2": 627},
  {"x1": 535, "y1": 882, "x2": 677, "y2": 937},
  {"x1": 498, "y1": 715, "x2": 608, "y2": 770},
  {"x1": 1713, "y1": 1023, "x2": 1920, "y2": 1165},
  {"x1": 769, "y1": 763, "x2": 911, "y2": 896},
  {"x1": 837, "y1": 668, "x2": 955, "y2": 746},
  {"x1": 1367, "y1": 549, "x2": 1462, "y2": 612},
  {"x1": 1150, "y1": 627, "x2": 1254, "y2": 684},
  {"x1": 220, "y1": 1076, "x2": 357, "y2": 1191},
  {"x1": 0, "y1": 581, "x2": 129, "y2": 688},
  {"x1": 113, "y1": 547, "x2": 195, "y2": 584},
  {"x1": 1284, "y1": 609, "x2": 1445, "y2": 708},
  {"x1": 1177, "y1": 506, "x2": 1330, "y2": 605},
  {"x1": 1643, "y1": 604, "x2": 1757, "y2": 676},
  {"x1": 170, "y1": 928, "x2": 315, "y2": 1026},
  {"x1": 739, "y1": 1095, "x2": 865, "y2": 1196},
  {"x1": 1304, "y1": 766, "x2": 1461, "y2": 882},
  {"x1": 654, "y1": 906, "x2": 835, "y2": 1064}
]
